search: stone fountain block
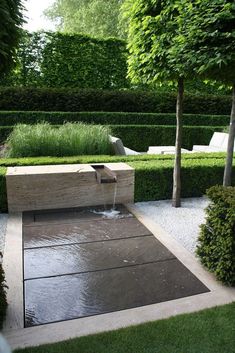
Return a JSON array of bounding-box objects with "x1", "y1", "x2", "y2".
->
[{"x1": 6, "y1": 163, "x2": 134, "y2": 212}]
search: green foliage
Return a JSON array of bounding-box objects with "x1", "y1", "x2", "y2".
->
[
  {"x1": 0, "y1": 0, "x2": 24, "y2": 75},
  {"x1": 0, "y1": 167, "x2": 8, "y2": 328},
  {"x1": 180, "y1": 1, "x2": 235, "y2": 84},
  {"x1": 0, "y1": 111, "x2": 230, "y2": 127},
  {"x1": 0, "y1": 254, "x2": 7, "y2": 330},
  {"x1": 44, "y1": 0, "x2": 125, "y2": 39},
  {"x1": 6, "y1": 123, "x2": 113, "y2": 158},
  {"x1": 0, "y1": 152, "x2": 231, "y2": 168},
  {"x1": 1, "y1": 32, "x2": 128, "y2": 89},
  {"x1": 0, "y1": 87, "x2": 232, "y2": 114},
  {"x1": 0, "y1": 157, "x2": 234, "y2": 212},
  {"x1": 125, "y1": 0, "x2": 193, "y2": 86},
  {"x1": 0, "y1": 126, "x2": 13, "y2": 143},
  {"x1": 0, "y1": 124, "x2": 224, "y2": 151},
  {"x1": 197, "y1": 186, "x2": 235, "y2": 285}
]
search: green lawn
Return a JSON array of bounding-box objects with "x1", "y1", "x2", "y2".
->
[{"x1": 15, "y1": 303, "x2": 235, "y2": 353}]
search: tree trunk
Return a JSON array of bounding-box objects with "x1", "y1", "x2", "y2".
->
[
  {"x1": 172, "y1": 77, "x2": 184, "y2": 207},
  {"x1": 223, "y1": 84, "x2": 235, "y2": 187}
]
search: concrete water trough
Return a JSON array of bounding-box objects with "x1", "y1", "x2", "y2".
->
[{"x1": 6, "y1": 163, "x2": 134, "y2": 212}]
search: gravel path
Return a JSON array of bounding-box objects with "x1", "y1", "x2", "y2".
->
[
  {"x1": 135, "y1": 197, "x2": 209, "y2": 254},
  {"x1": 0, "y1": 214, "x2": 8, "y2": 255}
]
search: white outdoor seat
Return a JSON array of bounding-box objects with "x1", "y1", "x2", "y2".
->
[
  {"x1": 109, "y1": 135, "x2": 141, "y2": 155},
  {"x1": 192, "y1": 132, "x2": 229, "y2": 152}
]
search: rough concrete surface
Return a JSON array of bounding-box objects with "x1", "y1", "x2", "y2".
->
[{"x1": 0, "y1": 213, "x2": 8, "y2": 255}]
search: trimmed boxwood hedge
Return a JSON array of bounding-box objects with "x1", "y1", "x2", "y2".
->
[
  {"x1": 0, "y1": 87, "x2": 232, "y2": 114},
  {"x1": 0, "y1": 124, "x2": 224, "y2": 149},
  {"x1": 197, "y1": 186, "x2": 235, "y2": 286},
  {"x1": 0, "y1": 111, "x2": 230, "y2": 127},
  {"x1": 0, "y1": 152, "x2": 229, "y2": 167},
  {"x1": 1, "y1": 156, "x2": 234, "y2": 212}
]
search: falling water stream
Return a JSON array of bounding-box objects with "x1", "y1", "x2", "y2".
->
[{"x1": 92, "y1": 182, "x2": 121, "y2": 219}]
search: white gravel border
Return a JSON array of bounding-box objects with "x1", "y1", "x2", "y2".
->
[{"x1": 135, "y1": 197, "x2": 209, "y2": 254}]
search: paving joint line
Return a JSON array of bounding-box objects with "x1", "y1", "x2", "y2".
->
[{"x1": 23, "y1": 257, "x2": 177, "y2": 282}]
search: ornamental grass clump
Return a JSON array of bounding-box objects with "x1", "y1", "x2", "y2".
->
[
  {"x1": 197, "y1": 186, "x2": 235, "y2": 286},
  {"x1": 6, "y1": 123, "x2": 114, "y2": 157}
]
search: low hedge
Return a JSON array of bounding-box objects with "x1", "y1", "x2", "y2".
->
[
  {"x1": 1, "y1": 157, "x2": 234, "y2": 212},
  {"x1": 0, "y1": 152, "x2": 230, "y2": 167},
  {"x1": 0, "y1": 111, "x2": 230, "y2": 127},
  {"x1": 0, "y1": 87, "x2": 232, "y2": 114},
  {"x1": 197, "y1": 186, "x2": 235, "y2": 286},
  {"x1": 0, "y1": 125, "x2": 224, "y2": 150}
]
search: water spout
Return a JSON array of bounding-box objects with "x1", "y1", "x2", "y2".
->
[{"x1": 92, "y1": 165, "x2": 117, "y2": 184}]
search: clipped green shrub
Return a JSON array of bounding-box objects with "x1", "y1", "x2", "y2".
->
[
  {"x1": 0, "y1": 253, "x2": 7, "y2": 329},
  {"x1": 0, "y1": 111, "x2": 230, "y2": 127},
  {"x1": 6, "y1": 123, "x2": 113, "y2": 158},
  {"x1": 197, "y1": 186, "x2": 235, "y2": 286},
  {"x1": 0, "y1": 87, "x2": 232, "y2": 114},
  {"x1": 0, "y1": 152, "x2": 230, "y2": 168},
  {"x1": 0, "y1": 157, "x2": 234, "y2": 212},
  {"x1": 0, "y1": 124, "x2": 224, "y2": 151}
]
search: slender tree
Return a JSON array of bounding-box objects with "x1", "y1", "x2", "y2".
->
[
  {"x1": 125, "y1": 0, "x2": 194, "y2": 207},
  {"x1": 0, "y1": 0, "x2": 24, "y2": 75},
  {"x1": 180, "y1": 0, "x2": 235, "y2": 186}
]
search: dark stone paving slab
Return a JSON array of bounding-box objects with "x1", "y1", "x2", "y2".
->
[
  {"x1": 24, "y1": 217, "x2": 151, "y2": 249},
  {"x1": 24, "y1": 236, "x2": 174, "y2": 279},
  {"x1": 24, "y1": 260, "x2": 209, "y2": 327},
  {"x1": 23, "y1": 205, "x2": 131, "y2": 225}
]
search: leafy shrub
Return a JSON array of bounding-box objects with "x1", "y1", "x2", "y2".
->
[
  {"x1": 0, "y1": 87, "x2": 232, "y2": 114},
  {"x1": 0, "y1": 254, "x2": 7, "y2": 330},
  {"x1": 6, "y1": 123, "x2": 113, "y2": 158},
  {"x1": 197, "y1": 186, "x2": 235, "y2": 285},
  {"x1": 0, "y1": 124, "x2": 224, "y2": 151},
  {"x1": 0, "y1": 111, "x2": 230, "y2": 127}
]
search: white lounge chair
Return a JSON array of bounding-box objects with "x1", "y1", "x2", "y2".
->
[
  {"x1": 192, "y1": 132, "x2": 233, "y2": 152},
  {"x1": 109, "y1": 136, "x2": 189, "y2": 156},
  {"x1": 109, "y1": 136, "x2": 141, "y2": 155}
]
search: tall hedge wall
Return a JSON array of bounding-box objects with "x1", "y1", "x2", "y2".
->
[
  {"x1": 0, "y1": 111, "x2": 229, "y2": 127},
  {"x1": 111, "y1": 125, "x2": 223, "y2": 151},
  {"x1": 0, "y1": 124, "x2": 224, "y2": 149},
  {"x1": 0, "y1": 32, "x2": 129, "y2": 90},
  {"x1": 0, "y1": 87, "x2": 232, "y2": 114}
]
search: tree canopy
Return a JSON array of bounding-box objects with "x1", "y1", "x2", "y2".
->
[
  {"x1": 179, "y1": 0, "x2": 235, "y2": 186},
  {"x1": 125, "y1": 0, "x2": 195, "y2": 207},
  {"x1": 178, "y1": 0, "x2": 235, "y2": 84},
  {"x1": 44, "y1": 0, "x2": 126, "y2": 38},
  {"x1": 0, "y1": 0, "x2": 24, "y2": 74}
]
